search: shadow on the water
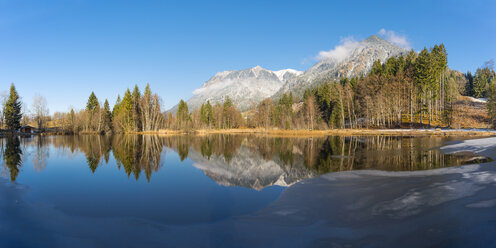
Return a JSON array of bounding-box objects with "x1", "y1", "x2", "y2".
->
[{"x1": 0, "y1": 135, "x2": 490, "y2": 187}]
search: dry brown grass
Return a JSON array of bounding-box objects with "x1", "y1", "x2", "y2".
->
[
  {"x1": 138, "y1": 128, "x2": 495, "y2": 138},
  {"x1": 451, "y1": 96, "x2": 490, "y2": 129}
]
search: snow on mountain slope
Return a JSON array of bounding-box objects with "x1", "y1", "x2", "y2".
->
[
  {"x1": 173, "y1": 66, "x2": 302, "y2": 112},
  {"x1": 170, "y1": 35, "x2": 406, "y2": 113},
  {"x1": 273, "y1": 69, "x2": 303, "y2": 82},
  {"x1": 273, "y1": 35, "x2": 408, "y2": 98}
]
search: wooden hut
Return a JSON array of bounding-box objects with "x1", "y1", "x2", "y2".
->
[{"x1": 20, "y1": 125, "x2": 34, "y2": 134}]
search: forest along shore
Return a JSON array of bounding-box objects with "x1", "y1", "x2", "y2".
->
[{"x1": 149, "y1": 128, "x2": 496, "y2": 137}]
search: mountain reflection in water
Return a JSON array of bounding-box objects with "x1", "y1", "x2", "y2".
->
[{"x1": 0, "y1": 135, "x2": 485, "y2": 189}]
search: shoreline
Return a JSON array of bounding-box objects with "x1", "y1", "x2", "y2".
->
[
  {"x1": 2, "y1": 128, "x2": 495, "y2": 137},
  {"x1": 150, "y1": 128, "x2": 496, "y2": 137}
]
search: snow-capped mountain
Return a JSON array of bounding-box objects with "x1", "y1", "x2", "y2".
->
[
  {"x1": 273, "y1": 69, "x2": 303, "y2": 82},
  {"x1": 171, "y1": 66, "x2": 302, "y2": 112},
  {"x1": 273, "y1": 35, "x2": 408, "y2": 98},
  {"x1": 172, "y1": 35, "x2": 406, "y2": 112}
]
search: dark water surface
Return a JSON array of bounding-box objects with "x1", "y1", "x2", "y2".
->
[{"x1": 0, "y1": 134, "x2": 494, "y2": 247}]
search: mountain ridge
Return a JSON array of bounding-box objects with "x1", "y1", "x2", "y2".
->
[
  {"x1": 170, "y1": 66, "x2": 302, "y2": 112},
  {"x1": 272, "y1": 35, "x2": 408, "y2": 98},
  {"x1": 170, "y1": 35, "x2": 407, "y2": 112}
]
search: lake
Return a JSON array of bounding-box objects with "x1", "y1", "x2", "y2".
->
[{"x1": 0, "y1": 134, "x2": 495, "y2": 247}]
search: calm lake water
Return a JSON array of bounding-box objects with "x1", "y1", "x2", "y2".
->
[{"x1": 0, "y1": 134, "x2": 493, "y2": 247}]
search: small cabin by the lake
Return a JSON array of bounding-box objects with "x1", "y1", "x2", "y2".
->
[{"x1": 20, "y1": 125, "x2": 35, "y2": 134}]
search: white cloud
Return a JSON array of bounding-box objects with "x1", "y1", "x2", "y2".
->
[
  {"x1": 378, "y1": 28, "x2": 411, "y2": 49},
  {"x1": 315, "y1": 36, "x2": 361, "y2": 62}
]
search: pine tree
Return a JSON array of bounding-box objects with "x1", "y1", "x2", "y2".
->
[
  {"x1": 86, "y1": 92, "x2": 99, "y2": 112},
  {"x1": 85, "y1": 92, "x2": 100, "y2": 131},
  {"x1": 223, "y1": 97, "x2": 235, "y2": 128},
  {"x1": 177, "y1": 100, "x2": 189, "y2": 129},
  {"x1": 141, "y1": 83, "x2": 152, "y2": 131},
  {"x1": 473, "y1": 67, "x2": 494, "y2": 98},
  {"x1": 203, "y1": 101, "x2": 214, "y2": 128},
  {"x1": 68, "y1": 108, "x2": 76, "y2": 133},
  {"x1": 132, "y1": 85, "x2": 141, "y2": 131},
  {"x1": 103, "y1": 99, "x2": 112, "y2": 132},
  {"x1": 3, "y1": 84, "x2": 22, "y2": 131},
  {"x1": 415, "y1": 48, "x2": 435, "y2": 126},
  {"x1": 384, "y1": 57, "x2": 398, "y2": 76},
  {"x1": 465, "y1": 72, "x2": 474, "y2": 96},
  {"x1": 370, "y1": 60, "x2": 383, "y2": 76},
  {"x1": 120, "y1": 89, "x2": 134, "y2": 131},
  {"x1": 112, "y1": 95, "x2": 121, "y2": 118}
]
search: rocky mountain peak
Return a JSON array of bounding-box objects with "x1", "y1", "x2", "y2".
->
[
  {"x1": 170, "y1": 34, "x2": 407, "y2": 113},
  {"x1": 170, "y1": 66, "x2": 302, "y2": 112},
  {"x1": 272, "y1": 35, "x2": 408, "y2": 98}
]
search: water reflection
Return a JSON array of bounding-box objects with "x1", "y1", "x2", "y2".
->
[
  {"x1": 32, "y1": 136, "x2": 49, "y2": 172},
  {"x1": 112, "y1": 135, "x2": 164, "y2": 181},
  {"x1": 0, "y1": 135, "x2": 487, "y2": 188},
  {"x1": 2, "y1": 136, "x2": 23, "y2": 181}
]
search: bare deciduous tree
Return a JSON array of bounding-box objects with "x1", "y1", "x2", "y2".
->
[
  {"x1": 32, "y1": 94, "x2": 49, "y2": 131},
  {"x1": 0, "y1": 91, "x2": 8, "y2": 129}
]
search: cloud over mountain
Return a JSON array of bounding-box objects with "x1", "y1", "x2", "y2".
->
[
  {"x1": 378, "y1": 28, "x2": 411, "y2": 49},
  {"x1": 316, "y1": 37, "x2": 361, "y2": 62}
]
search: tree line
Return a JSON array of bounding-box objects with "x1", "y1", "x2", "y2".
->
[
  {"x1": 2, "y1": 45, "x2": 496, "y2": 133},
  {"x1": 55, "y1": 83, "x2": 164, "y2": 134}
]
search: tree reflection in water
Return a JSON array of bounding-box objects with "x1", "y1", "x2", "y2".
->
[
  {"x1": 0, "y1": 135, "x2": 489, "y2": 185},
  {"x1": 32, "y1": 136, "x2": 49, "y2": 172},
  {"x1": 1, "y1": 136, "x2": 23, "y2": 181}
]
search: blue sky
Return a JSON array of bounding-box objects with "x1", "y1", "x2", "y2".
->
[{"x1": 0, "y1": 0, "x2": 495, "y2": 113}]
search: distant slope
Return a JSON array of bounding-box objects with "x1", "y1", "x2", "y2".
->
[
  {"x1": 273, "y1": 35, "x2": 408, "y2": 98},
  {"x1": 170, "y1": 35, "x2": 407, "y2": 113},
  {"x1": 170, "y1": 66, "x2": 302, "y2": 112}
]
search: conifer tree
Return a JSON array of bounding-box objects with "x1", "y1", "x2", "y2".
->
[
  {"x1": 415, "y1": 48, "x2": 435, "y2": 126},
  {"x1": 142, "y1": 84, "x2": 152, "y2": 131},
  {"x1": 200, "y1": 101, "x2": 214, "y2": 128},
  {"x1": 86, "y1": 92, "x2": 99, "y2": 112},
  {"x1": 370, "y1": 60, "x2": 383, "y2": 76},
  {"x1": 132, "y1": 85, "x2": 141, "y2": 131},
  {"x1": 113, "y1": 95, "x2": 121, "y2": 118},
  {"x1": 85, "y1": 92, "x2": 100, "y2": 131},
  {"x1": 103, "y1": 99, "x2": 112, "y2": 132},
  {"x1": 177, "y1": 100, "x2": 189, "y2": 129},
  {"x1": 120, "y1": 89, "x2": 134, "y2": 131},
  {"x1": 3, "y1": 84, "x2": 22, "y2": 131},
  {"x1": 473, "y1": 67, "x2": 493, "y2": 98},
  {"x1": 223, "y1": 97, "x2": 234, "y2": 128},
  {"x1": 68, "y1": 108, "x2": 76, "y2": 133},
  {"x1": 465, "y1": 72, "x2": 474, "y2": 96}
]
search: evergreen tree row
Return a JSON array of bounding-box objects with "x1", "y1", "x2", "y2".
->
[{"x1": 2, "y1": 49, "x2": 496, "y2": 133}]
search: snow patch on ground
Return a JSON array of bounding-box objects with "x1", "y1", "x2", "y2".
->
[{"x1": 468, "y1": 96, "x2": 487, "y2": 103}]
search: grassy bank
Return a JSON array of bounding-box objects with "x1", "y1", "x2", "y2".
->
[
  {"x1": 149, "y1": 128, "x2": 496, "y2": 137},
  {"x1": 3, "y1": 128, "x2": 493, "y2": 138}
]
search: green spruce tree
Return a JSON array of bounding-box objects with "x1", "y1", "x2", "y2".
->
[
  {"x1": 177, "y1": 100, "x2": 189, "y2": 129},
  {"x1": 3, "y1": 84, "x2": 22, "y2": 132},
  {"x1": 86, "y1": 92, "x2": 99, "y2": 112},
  {"x1": 103, "y1": 99, "x2": 112, "y2": 132},
  {"x1": 120, "y1": 89, "x2": 134, "y2": 131}
]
